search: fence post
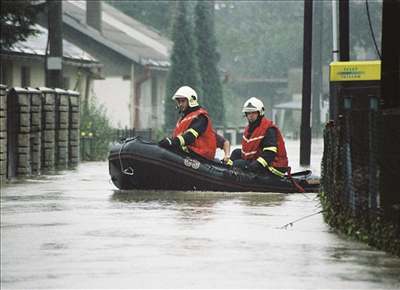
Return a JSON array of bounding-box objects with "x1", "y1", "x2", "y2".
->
[
  {"x1": 67, "y1": 90, "x2": 80, "y2": 167},
  {"x1": 7, "y1": 88, "x2": 31, "y2": 177},
  {"x1": 55, "y1": 88, "x2": 70, "y2": 170},
  {"x1": 369, "y1": 96, "x2": 379, "y2": 210},
  {"x1": 0, "y1": 84, "x2": 7, "y2": 182},
  {"x1": 40, "y1": 87, "x2": 56, "y2": 173},
  {"x1": 27, "y1": 87, "x2": 42, "y2": 175}
]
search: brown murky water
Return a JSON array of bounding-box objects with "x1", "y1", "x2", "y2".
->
[{"x1": 1, "y1": 140, "x2": 400, "y2": 289}]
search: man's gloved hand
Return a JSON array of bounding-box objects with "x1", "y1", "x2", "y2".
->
[
  {"x1": 158, "y1": 137, "x2": 173, "y2": 148},
  {"x1": 158, "y1": 137, "x2": 180, "y2": 149},
  {"x1": 247, "y1": 160, "x2": 263, "y2": 173},
  {"x1": 223, "y1": 157, "x2": 233, "y2": 166}
]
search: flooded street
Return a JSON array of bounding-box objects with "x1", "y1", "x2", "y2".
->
[{"x1": 1, "y1": 140, "x2": 400, "y2": 289}]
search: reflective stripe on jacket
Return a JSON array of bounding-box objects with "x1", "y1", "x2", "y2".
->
[
  {"x1": 173, "y1": 108, "x2": 217, "y2": 160},
  {"x1": 241, "y1": 117, "x2": 288, "y2": 168}
]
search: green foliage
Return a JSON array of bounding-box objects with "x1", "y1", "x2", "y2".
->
[
  {"x1": 194, "y1": 0, "x2": 224, "y2": 127},
  {"x1": 164, "y1": 1, "x2": 199, "y2": 130},
  {"x1": 222, "y1": 86, "x2": 246, "y2": 128},
  {"x1": 80, "y1": 97, "x2": 113, "y2": 161},
  {"x1": 0, "y1": 0, "x2": 44, "y2": 49},
  {"x1": 214, "y1": 1, "x2": 304, "y2": 79},
  {"x1": 320, "y1": 190, "x2": 400, "y2": 257}
]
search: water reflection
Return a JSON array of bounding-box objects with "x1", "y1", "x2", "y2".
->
[
  {"x1": 111, "y1": 190, "x2": 285, "y2": 223},
  {"x1": 111, "y1": 189, "x2": 285, "y2": 207}
]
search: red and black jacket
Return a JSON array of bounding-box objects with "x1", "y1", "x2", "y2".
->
[
  {"x1": 241, "y1": 117, "x2": 288, "y2": 168},
  {"x1": 173, "y1": 108, "x2": 217, "y2": 160}
]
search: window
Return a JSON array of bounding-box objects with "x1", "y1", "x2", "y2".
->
[
  {"x1": 21, "y1": 66, "x2": 30, "y2": 87},
  {"x1": 0, "y1": 61, "x2": 13, "y2": 86}
]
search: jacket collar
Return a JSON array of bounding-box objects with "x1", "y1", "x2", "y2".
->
[
  {"x1": 181, "y1": 106, "x2": 201, "y2": 118},
  {"x1": 247, "y1": 115, "x2": 263, "y2": 136}
]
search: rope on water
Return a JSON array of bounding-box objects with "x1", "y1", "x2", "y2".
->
[{"x1": 277, "y1": 210, "x2": 325, "y2": 230}]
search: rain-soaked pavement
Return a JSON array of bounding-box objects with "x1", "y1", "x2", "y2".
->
[{"x1": 1, "y1": 139, "x2": 400, "y2": 289}]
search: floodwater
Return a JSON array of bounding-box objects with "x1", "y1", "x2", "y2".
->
[{"x1": 1, "y1": 140, "x2": 400, "y2": 289}]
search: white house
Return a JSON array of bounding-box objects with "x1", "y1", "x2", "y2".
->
[{"x1": 57, "y1": 0, "x2": 172, "y2": 129}]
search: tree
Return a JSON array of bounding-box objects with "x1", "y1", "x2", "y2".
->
[
  {"x1": 164, "y1": 1, "x2": 199, "y2": 130},
  {"x1": 0, "y1": 0, "x2": 44, "y2": 49},
  {"x1": 194, "y1": 0, "x2": 224, "y2": 127}
]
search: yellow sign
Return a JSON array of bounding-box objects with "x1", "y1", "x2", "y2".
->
[{"x1": 330, "y1": 60, "x2": 381, "y2": 81}]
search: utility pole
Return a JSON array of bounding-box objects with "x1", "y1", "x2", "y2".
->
[
  {"x1": 331, "y1": 0, "x2": 339, "y2": 62},
  {"x1": 46, "y1": 0, "x2": 63, "y2": 88},
  {"x1": 380, "y1": 0, "x2": 400, "y2": 220},
  {"x1": 300, "y1": 0, "x2": 313, "y2": 166},
  {"x1": 381, "y1": 0, "x2": 400, "y2": 109},
  {"x1": 338, "y1": 0, "x2": 349, "y2": 61},
  {"x1": 329, "y1": 0, "x2": 339, "y2": 119},
  {"x1": 312, "y1": 0, "x2": 323, "y2": 138}
]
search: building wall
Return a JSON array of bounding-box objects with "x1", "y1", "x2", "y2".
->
[
  {"x1": 63, "y1": 26, "x2": 134, "y2": 128},
  {"x1": 1, "y1": 58, "x2": 45, "y2": 88},
  {"x1": 155, "y1": 72, "x2": 167, "y2": 129},
  {"x1": 93, "y1": 77, "x2": 131, "y2": 128},
  {"x1": 138, "y1": 78, "x2": 152, "y2": 129},
  {"x1": 0, "y1": 56, "x2": 88, "y2": 98},
  {"x1": 136, "y1": 71, "x2": 167, "y2": 130}
]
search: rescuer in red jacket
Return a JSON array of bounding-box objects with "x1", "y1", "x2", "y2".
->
[
  {"x1": 231, "y1": 97, "x2": 289, "y2": 177},
  {"x1": 158, "y1": 86, "x2": 217, "y2": 160}
]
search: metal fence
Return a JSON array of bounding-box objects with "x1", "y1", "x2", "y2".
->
[
  {"x1": 321, "y1": 95, "x2": 400, "y2": 255},
  {"x1": 80, "y1": 128, "x2": 153, "y2": 161}
]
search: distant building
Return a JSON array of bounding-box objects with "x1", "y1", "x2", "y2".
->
[
  {"x1": 0, "y1": 24, "x2": 102, "y2": 97},
  {"x1": 53, "y1": 0, "x2": 172, "y2": 129},
  {"x1": 272, "y1": 67, "x2": 329, "y2": 138}
]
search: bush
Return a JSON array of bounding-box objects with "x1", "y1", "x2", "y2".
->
[{"x1": 80, "y1": 98, "x2": 113, "y2": 161}]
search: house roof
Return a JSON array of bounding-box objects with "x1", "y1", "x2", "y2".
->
[
  {"x1": 63, "y1": 0, "x2": 171, "y2": 68},
  {"x1": 1, "y1": 24, "x2": 101, "y2": 68}
]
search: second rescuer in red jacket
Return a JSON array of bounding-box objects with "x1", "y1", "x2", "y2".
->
[
  {"x1": 158, "y1": 86, "x2": 217, "y2": 160},
  {"x1": 231, "y1": 97, "x2": 289, "y2": 177}
]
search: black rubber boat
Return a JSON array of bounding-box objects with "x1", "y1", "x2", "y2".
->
[{"x1": 108, "y1": 137, "x2": 320, "y2": 193}]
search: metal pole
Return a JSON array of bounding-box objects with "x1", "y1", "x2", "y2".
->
[
  {"x1": 46, "y1": 0, "x2": 63, "y2": 88},
  {"x1": 312, "y1": 0, "x2": 323, "y2": 138},
  {"x1": 332, "y1": 0, "x2": 339, "y2": 61},
  {"x1": 339, "y1": 0, "x2": 349, "y2": 61},
  {"x1": 329, "y1": 0, "x2": 339, "y2": 120},
  {"x1": 300, "y1": 0, "x2": 313, "y2": 166}
]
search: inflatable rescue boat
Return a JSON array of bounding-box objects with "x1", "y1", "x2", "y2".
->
[{"x1": 108, "y1": 137, "x2": 319, "y2": 193}]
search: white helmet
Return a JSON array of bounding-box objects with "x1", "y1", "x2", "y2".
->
[
  {"x1": 172, "y1": 86, "x2": 199, "y2": 108},
  {"x1": 242, "y1": 97, "x2": 264, "y2": 115}
]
